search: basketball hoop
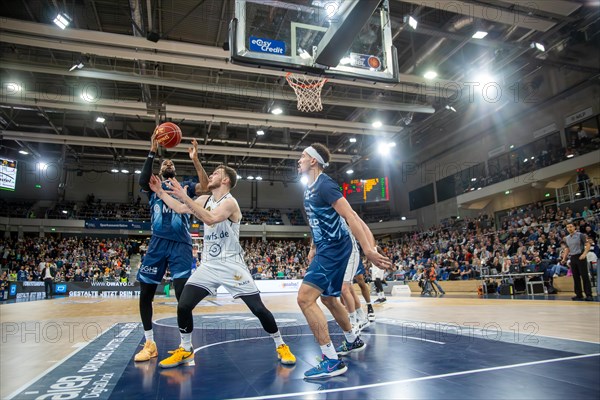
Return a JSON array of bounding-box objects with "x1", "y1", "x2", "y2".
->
[{"x1": 285, "y1": 72, "x2": 328, "y2": 113}]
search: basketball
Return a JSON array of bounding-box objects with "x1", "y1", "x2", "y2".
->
[{"x1": 154, "y1": 122, "x2": 182, "y2": 148}]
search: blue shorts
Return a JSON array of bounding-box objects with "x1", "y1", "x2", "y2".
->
[
  {"x1": 303, "y1": 236, "x2": 352, "y2": 297},
  {"x1": 137, "y1": 236, "x2": 193, "y2": 284},
  {"x1": 355, "y1": 259, "x2": 365, "y2": 277}
]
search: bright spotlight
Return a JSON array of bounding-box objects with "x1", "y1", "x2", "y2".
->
[
  {"x1": 80, "y1": 91, "x2": 97, "y2": 102},
  {"x1": 405, "y1": 15, "x2": 418, "y2": 30},
  {"x1": 69, "y1": 62, "x2": 84, "y2": 72},
  {"x1": 401, "y1": 216, "x2": 406, "y2": 221},
  {"x1": 53, "y1": 13, "x2": 71, "y2": 29},
  {"x1": 111, "y1": 168, "x2": 119, "y2": 173},
  {"x1": 300, "y1": 176, "x2": 309, "y2": 185},
  {"x1": 38, "y1": 162, "x2": 48, "y2": 170},
  {"x1": 247, "y1": 175, "x2": 254, "y2": 180},
  {"x1": 6, "y1": 82, "x2": 22, "y2": 93},
  {"x1": 19, "y1": 150, "x2": 29, "y2": 155},
  {"x1": 531, "y1": 42, "x2": 545, "y2": 52},
  {"x1": 256, "y1": 130, "x2": 265, "y2": 136},
  {"x1": 271, "y1": 107, "x2": 283, "y2": 115},
  {"x1": 134, "y1": 169, "x2": 142, "y2": 174},
  {"x1": 96, "y1": 116, "x2": 105, "y2": 123},
  {"x1": 423, "y1": 70, "x2": 437, "y2": 80},
  {"x1": 377, "y1": 142, "x2": 390, "y2": 156},
  {"x1": 445, "y1": 105, "x2": 457, "y2": 112},
  {"x1": 472, "y1": 31, "x2": 488, "y2": 39},
  {"x1": 255, "y1": 176, "x2": 263, "y2": 181},
  {"x1": 349, "y1": 137, "x2": 357, "y2": 143},
  {"x1": 346, "y1": 169, "x2": 354, "y2": 174},
  {"x1": 372, "y1": 121, "x2": 383, "y2": 128},
  {"x1": 121, "y1": 169, "x2": 129, "y2": 174}
]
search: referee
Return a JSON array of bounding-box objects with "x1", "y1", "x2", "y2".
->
[{"x1": 561, "y1": 223, "x2": 593, "y2": 301}]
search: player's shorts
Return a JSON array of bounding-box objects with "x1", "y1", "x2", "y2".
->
[
  {"x1": 186, "y1": 259, "x2": 259, "y2": 298},
  {"x1": 303, "y1": 235, "x2": 353, "y2": 297},
  {"x1": 371, "y1": 264, "x2": 385, "y2": 280},
  {"x1": 355, "y1": 259, "x2": 365, "y2": 277},
  {"x1": 343, "y1": 236, "x2": 360, "y2": 283},
  {"x1": 137, "y1": 236, "x2": 192, "y2": 284}
]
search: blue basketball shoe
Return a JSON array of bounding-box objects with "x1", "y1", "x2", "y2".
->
[
  {"x1": 304, "y1": 355, "x2": 347, "y2": 379},
  {"x1": 336, "y1": 337, "x2": 366, "y2": 356}
]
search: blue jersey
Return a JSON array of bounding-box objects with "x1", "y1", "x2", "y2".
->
[
  {"x1": 303, "y1": 173, "x2": 349, "y2": 246},
  {"x1": 145, "y1": 180, "x2": 196, "y2": 245}
]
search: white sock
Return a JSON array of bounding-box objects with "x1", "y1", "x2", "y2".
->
[
  {"x1": 356, "y1": 308, "x2": 366, "y2": 320},
  {"x1": 348, "y1": 311, "x2": 357, "y2": 325},
  {"x1": 320, "y1": 342, "x2": 338, "y2": 360},
  {"x1": 180, "y1": 333, "x2": 193, "y2": 351},
  {"x1": 343, "y1": 329, "x2": 357, "y2": 343},
  {"x1": 144, "y1": 329, "x2": 154, "y2": 343},
  {"x1": 270, "y1": 331, "x2": 285, "y2": 348}
]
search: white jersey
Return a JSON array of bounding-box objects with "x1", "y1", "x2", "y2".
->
[{"x1": 201, "y1": 193, "x2": 245, "y2": 264}]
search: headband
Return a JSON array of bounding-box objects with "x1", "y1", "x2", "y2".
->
[{"x1": 304, "y1": 146, "x2": 329, "y2": 168}]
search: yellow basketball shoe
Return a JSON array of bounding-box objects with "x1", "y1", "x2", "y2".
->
[
  {"x1": 276, "y1": 344, "x2": 296, "y2": 365},
  {"x1": 134, "y1": 341, "x2": 158, "y2": 362},
  {"x1": 159, "y1": 347, "x2": 194, "y2": 368}
]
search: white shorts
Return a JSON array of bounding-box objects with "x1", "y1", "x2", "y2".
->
[
  {"x1": 186, "y1": 259, "x2": 259, "y2": 298},
  {"x1": 343, "y1": 236, "x2": 360, "y2": 283},
  {"x1": 371, "y1": 264, "x2": 385, "y2": 280}
]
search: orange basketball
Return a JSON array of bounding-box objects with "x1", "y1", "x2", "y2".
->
[{"x1": 154, "y1": 122, "x2": 182, "y2": 148}]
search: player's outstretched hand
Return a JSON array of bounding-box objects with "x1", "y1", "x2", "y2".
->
[
  {"x1": 366, "y1": 247, "x2": 392, "y2": 271},
  {"x1": 188, "y1": 139, "x2": 199, "y2": 160},
  {"x1": 151, "y1": 128, "x2": 159, "y2": 151},
  {"x1": 149, "y1": 175, "x2": 163, "y2": 193},
  {"x1": 163, "y1": 178, "x2": 189, "y2": 201}
]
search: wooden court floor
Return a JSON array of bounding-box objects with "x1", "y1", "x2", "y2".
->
[{"x1": 1, "y1": 293, "x2": 599, "y2": 399}]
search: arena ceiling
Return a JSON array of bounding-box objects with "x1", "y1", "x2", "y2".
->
[{"x1": 0, "y1": 0, "x2": 598, "y2": 182}]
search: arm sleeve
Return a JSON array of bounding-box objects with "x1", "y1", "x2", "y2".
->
[
  {"x1": 320, "y1": 176, "x2": 344, "y2": 205},
  {"x1": 138, "y1": 151, "x2": 156, "y2": 193}
]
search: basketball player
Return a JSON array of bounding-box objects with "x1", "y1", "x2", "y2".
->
[
  {"x1": 372, "y1": 255, "x2": 387, "y2": 303},
  {"x1": 134, "y1": 131, "x2": 209, "y2": 362},
  {"x1": 339, "y1": 237, "x2": 371, "y2": 333},
  {"x1": 297, "y1": 143, "x2": 391, "y2": 378},
  {"x1": 355, "y1": 258, "x2": 376, "y2": 322},
  {"x1": 148, "y1": 165, "x2": 296, "y2": 368}
]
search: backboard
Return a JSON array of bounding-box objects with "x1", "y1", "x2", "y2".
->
[{"x1": 229, "y1": 0, "x2": 399, "y2": 83}]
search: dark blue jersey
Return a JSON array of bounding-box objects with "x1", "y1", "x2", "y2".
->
[
  {"x1": 303, "y1": 173, "x2": 349, "y2": 246},
  {"x1": 144, "y1": 180, "x2": 196, "y2": 245}
]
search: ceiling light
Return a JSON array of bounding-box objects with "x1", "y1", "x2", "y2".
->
[
  {"x1": 121, "y1": 169, "x2": 129, "y2": 174},
  {"x1": 346, "y1": 169, "x2": 354, "y2": 174},
  {"x1": 372, "y1": 121, "x2": 382, "y2": 128},
  {"x1": 19, "y1": 150, "x2": 29, "y2": 155},
  {"x1": 300, "y1": 176, "x2": 309, "y2": 185},
  {"x1": 471, "y1": 178, "x2": 477, "y2": 182},
  {"x1": 531, "y1": 42, "x2": 545, "y2": 52},
  {"x1": 477, "y1": 187, "x2": 482, "y2": 190},
  {"x1": 236, "y1": 175, "x2": 242, "y2": 179},
  {"x1": 134, "y1": 169, "x2": 142, "y2": 174},
  {"x1": 505, "y1": 190, "x2": 511, "y2": 195},
  {"x1": 472, "y1": 31, "x2": 488, "y2": 39},
  {"x1": 445, "y1": 105, "x2": 457, "y2": 112},
  {"x1": 255, "y1": 176, "x2": 263, "y2": 181},
  {"x1": 247, "y1": 175, "x2": 254, "y2": 180},
  {"x1": 6, "y1": 82, "x2": 22, "y2": 93},
  {"x1": 53, "y1": 13, "x2": 71, "y2": 29},
  {"x1": 69, "y1": 62, "x2": 84, "y2": 72},
  {"x1": 389, "y1": 142, "x2": 396, "y2": 147},
  {"x1": 271, "y1": 107, "x2": 283, "y2": 115},
  {"x1": 80, "y1": 91, "x2": 97, "y2": 102},
  {"x1": 424, "y1": 70, "x2": 437, "y2": 80},
  {"x1": 96, "y1": 116, "x2": 105, "y2": 123},
  {"x1": 377, "y1": 142, "x2": 390, "y2": 156},
  {"x1": 566, "y1": 153, "x2": 574, "y2": 158},
  {"x1": 111, "y1": 168, "x2": 119, "y2": 173},
  {"x1": 38, "y1": 162, "x2": 48, "y2": 170},
  {"x1": 509, "y1": 145, "x2": 515, "y2": 149},
  {"x1": 349, "y1": 137, "x2": 357, "y2": 143},
  {"x1": 256, "y1": 129, "x2": 265, "y2": 136},
  {"x1": 405, "y1": 15, "x2": 418, "y2": 30},
  {"x1": 401, "y1": 216, "x2": 406, "y2": 221}
]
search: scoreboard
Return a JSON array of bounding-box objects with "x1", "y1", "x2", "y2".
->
[
  {"x1": 0, "y1": 158, "x2": 17, "y2": 191},
  {"x1": 341, "y1": 177, "x2": 389, "y2": 204}
]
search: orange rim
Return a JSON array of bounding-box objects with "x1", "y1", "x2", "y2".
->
[{"x1": 286, "y1": 72, "x2": 327, "y2": 89}]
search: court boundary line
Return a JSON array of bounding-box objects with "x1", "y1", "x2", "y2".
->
[
  {"x1": 230, "y1": 353, "x2": 600, "y2": 400},
  {"x1": 5, "y1": 323, "x2": 121, "y2": 400}
]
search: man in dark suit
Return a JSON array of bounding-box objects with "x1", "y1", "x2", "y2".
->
[{"x1": 42, "y1": 258, "x2": 56, "y2": 299}]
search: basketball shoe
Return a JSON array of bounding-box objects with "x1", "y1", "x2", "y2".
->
[
  {"x1": 159, "y1": 347, "x2": 194, "y2": 368},
  {"x1": 276, "y1": 344, "x2": 297, "y2": 365},
  {"x1": 134, "y1": 341, "x2": 158, "y2": 362},
  {"x1": 367, "y1": 304, "x2": 375, "y2": 322},
  {"x1": 304, "y1": 355, "x2": 347, "y2": 379},
  {"x1": 336, "y1": 337, "x2": 366, "y2": 356}
]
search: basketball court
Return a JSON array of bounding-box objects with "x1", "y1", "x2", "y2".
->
[{"x1": 2, "y1": 293, "x2": 599, "y2": 399}]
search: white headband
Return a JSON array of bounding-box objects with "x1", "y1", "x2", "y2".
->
[{"x1": 304, "y1": 146, "x2": 329, "y2": 168}]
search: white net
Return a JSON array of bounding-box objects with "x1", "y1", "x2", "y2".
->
[{"x1": 285, "y1": 73, "x2": 328, "y2": 113}]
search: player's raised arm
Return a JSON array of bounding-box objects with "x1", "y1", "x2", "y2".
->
[
  {"x1": 189, "y1": 139, "x2": 209, "y2": 195},
  {"x1": 149, "y1": 175, "x2": 191, "y2": 214},
  {"x1": 139, "y1": 130, "x2": 159, "y2": 192},
  {"x1": 163, "y1": 178, "x2": 235, "y2": 225}
]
